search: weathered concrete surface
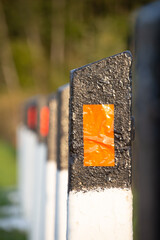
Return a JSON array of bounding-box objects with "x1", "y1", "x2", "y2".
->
[
  {"x1": 47, "y1": 95, "x2": 57, "y2": 161},
  {"x1": 55, "y1": 84, "x2": 69, "y2": 240},
  {"x1": 57, "y1": 84, "x2": 70, "y2": 170},
  {"x1": 69, "y1": 51, "x2": 132, "y2": 192}
]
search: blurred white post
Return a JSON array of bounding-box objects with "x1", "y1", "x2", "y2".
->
[
  {"x1": 31, "y1": 97, "x2": 49, "y2": 240},
  {"x1": 55, "y1": 84, "x2": 69, "y2": 240},
  {"x1": 44, "y1": 94, "x2": 58, "y2": 240},
  {"x1": 17, "y1": 99, "x2": 38, "y2": 230}
]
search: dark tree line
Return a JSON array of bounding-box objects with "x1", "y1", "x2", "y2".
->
[{"x1": 0, "y1": 0, "x2": 155, "y2": 91}]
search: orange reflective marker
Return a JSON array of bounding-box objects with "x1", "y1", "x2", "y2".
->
[
  {"x1": 83, "y1": 104, "x2": 115, "y2": 166},
  {"x1": 40, "y1": 106, "x2": 50, "y2": 137}
]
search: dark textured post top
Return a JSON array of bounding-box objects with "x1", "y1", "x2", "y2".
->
[
  {"x1": 47, "y1": 94, "x2": 57, "y2": 161},
  {"x1": 69, "y1": 51, "x2": 132, "y2": 192},
  {"x1": 57, "y1": 83, "x2": 70, "y2": 170}
]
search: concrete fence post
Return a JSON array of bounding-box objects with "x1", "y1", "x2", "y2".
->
[
  {"x1": 17, "y1": 97, "x2": 38, "y2": 228},
  {"x1": 44, "y1": 94, "x2": 58, "y2": 240},
  {"x1": 67, "y1": 52, "x2": 133, "y2": 240},
  {"x1": 31, "y1": 96, "x2": 49, "y2": 240},
  {"x1": 55, "y1": 84, "x2": 70, "y2": 240}
]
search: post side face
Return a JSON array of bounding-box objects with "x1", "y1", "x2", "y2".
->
[
  {"x1": 69, "y1": 51, "x2": 132, "y2": 192},
  {"x1": 135, "y1": 3, "x2": 160, "y2": 240},
  {"x1": 47, "y1": 96, "x2": 57, "y2": 161},
  {"x1": 57, "y1": 84, "x2": 70, "y2": 170},
  {"x1": 55, "y1": 85, "x2": 70, "y2": 240}
]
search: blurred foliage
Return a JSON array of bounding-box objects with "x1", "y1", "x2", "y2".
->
[
  {"x1": 0, "y1": 0, "x2": 155, "y2": 92},
  {"x1": 0, "y1": 0, "x2": 156, "y2": 144},
  {"x1": 0, "y1": 90, "x2": 35, "y2": 144},
  {"x1": 0, "y1": 229, "x2": 27, "y2": 240},
  {"x1": 0, "y1": 189, "x2": 13, "y2": 206}
]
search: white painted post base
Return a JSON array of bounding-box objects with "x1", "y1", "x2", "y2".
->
[
  {"x1": 17, "y1": 125, "x2": 37, "y2": 226},
  {"x1": 30, "y1": 143, "x2": 47, "y2": 240},
  {"x1": 17, "y1": 125, "x2": 25, "y2": 213},
  {"x1": 67, "y1": 188, "x2": 133, "y2": 240},
  {"x1": 44, "y1": 161, "x2": 57, "y2": 240},
  {"x1": 55, "y1": 169, "x2": 68, "y2": 240}
]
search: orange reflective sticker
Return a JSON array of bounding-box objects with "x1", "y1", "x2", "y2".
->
[
  {"x1": 40, "y1": 106, "x2": 50, "y2": 137},
  {"x1": 83, "y1": 104, "x2": 115, "y2": 166}
]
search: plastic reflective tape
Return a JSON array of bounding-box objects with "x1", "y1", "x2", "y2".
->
[
  {"x1": 83, "y1": 104, "x2": 115, "y2": 166},
  {"x1": 40, "y1": 106, "x2": 50, "y2": 137},
  {"x1": 27, "y1": 106, "x2": 37, "y2": 129}
]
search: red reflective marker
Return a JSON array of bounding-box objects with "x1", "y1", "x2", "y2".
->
[{"x1": 27, "y1": 106, "x2": 37, "y2": 129}]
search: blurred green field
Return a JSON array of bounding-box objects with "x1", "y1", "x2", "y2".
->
[
  {"x1": 0, "y1": 140, "x2": 27, "y2": 240},
  {"x1": 0, "y1": 140, "x2": 17, "y2": 187},
  {"x1": 0, "y1": 229, "x2": 27, "y2": 240}
]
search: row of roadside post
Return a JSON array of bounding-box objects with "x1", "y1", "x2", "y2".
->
[
  {"x1": 17, "y1": 85, "x2": 69, "y2": 240},
  {"x1": 16, "y1": 2, "x2": 160, "y2": 238},
  {"x1": 17, "y1": 51, "x2": 133, "y2": 240}
]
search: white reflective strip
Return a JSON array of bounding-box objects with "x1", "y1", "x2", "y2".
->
[{"x1": 67, "y1": 188, "x2": 133, "y2": 240}]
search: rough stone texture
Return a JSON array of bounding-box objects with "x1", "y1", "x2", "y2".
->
[
  {"x1": 57, "y1": 84, "x2": 70, "y2": 170},
  {"x1": 47, "y1": 95, "x2": 57, "y2": 161},
  {"x1": 69, "y1": 51, "x2": 132, "y2": 192}
]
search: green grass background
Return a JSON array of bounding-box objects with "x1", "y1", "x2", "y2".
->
[
  {"x1": 0, "y1": 139, "x2": 27, "y2": 240},
  {"x1": 0, "y1": 140, "x2": 17, "y2": 187}
]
